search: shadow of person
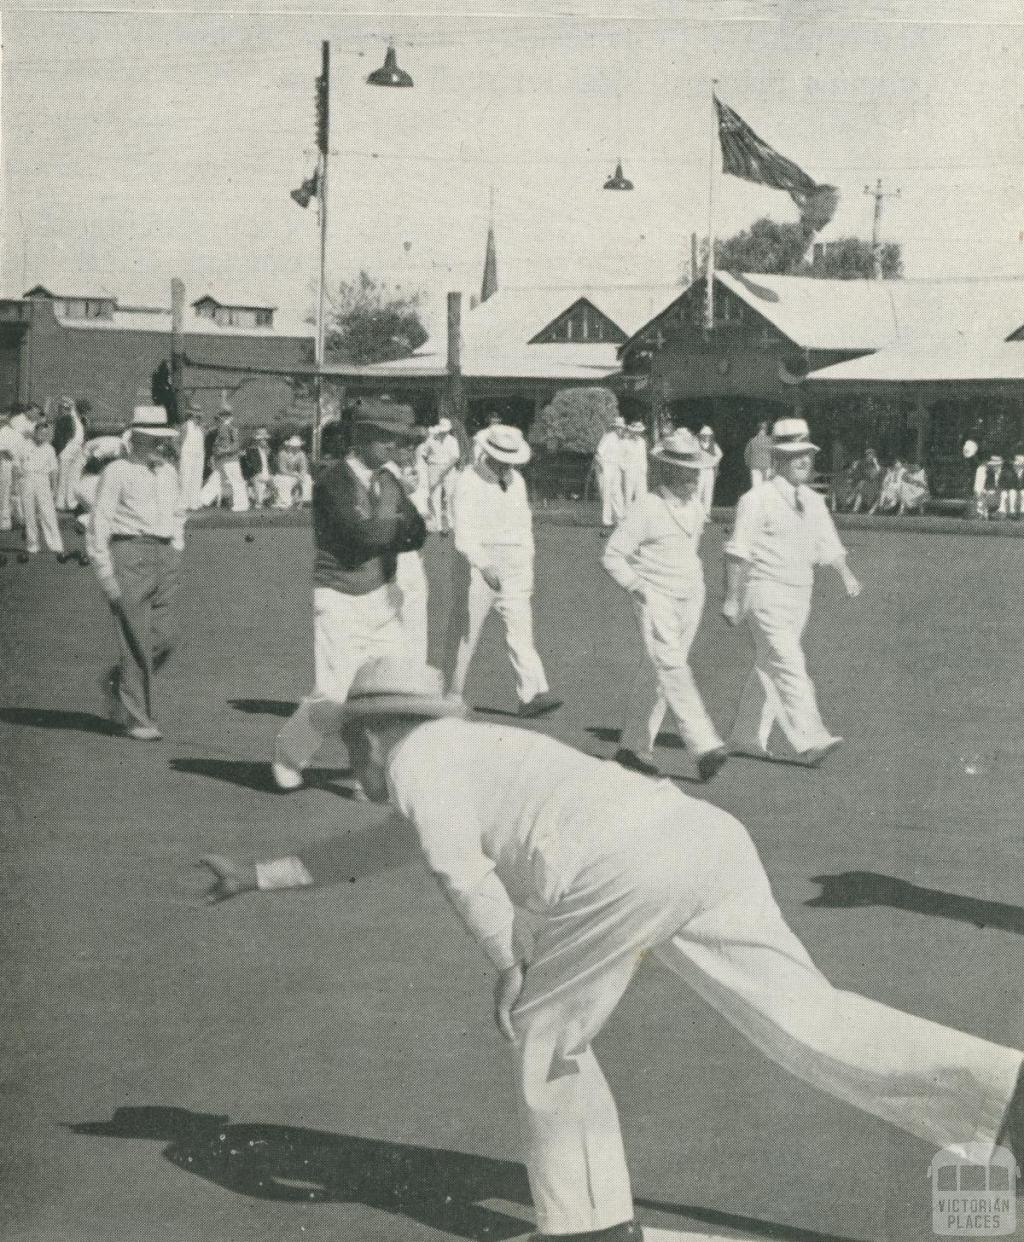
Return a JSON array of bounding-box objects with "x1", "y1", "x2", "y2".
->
[
  {"x1": 169, "y1": 758, "x2": 355, "y2": 795},
  {"x1": 809, "y1": 871, "x2": 1024, "y2": 935},
  {"x1": 68, "y1": 1106, "x2": 531, "y2": 1241},
  {"x1": 228, "y1": 699, "x2": 298, "y2": 718},
  {"x1": 0, "y1": 707, "x2": 122, "y2": 736},
  {"x1": 584, "y1": 726, "x2": 684, "y2": 751}
]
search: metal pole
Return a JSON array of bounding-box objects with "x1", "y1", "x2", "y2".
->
[
  {"x1": 170, "y1": 277, "x2": 184, "y2": 423},
  {"x1": 313, "y1": 40, "x2": 330, "y2": 462},
  {"x1": 704, "y1": 81, "x2": 719, "y2": 332}
]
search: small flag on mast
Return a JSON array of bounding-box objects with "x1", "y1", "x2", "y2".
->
[{"x1": 714, "y1": 96, "x2": 818, "y2": 197}]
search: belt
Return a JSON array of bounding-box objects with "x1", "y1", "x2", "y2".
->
[{"x1": 110, "y1": 533, "x2": 172, "y2": 544}]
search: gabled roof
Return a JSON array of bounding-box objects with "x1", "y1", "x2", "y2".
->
[
  {"x1": 625, "y1": 272, "x2": 1024, "y2": 355},
  {"x1": 23, "y1": 284, "x2": 115, "y2": 302},
  {"x1": 807, "y1": 338, "x2": 1024, "y2": 385},
  {"x1": 53, "y1": 303, "x2": 311, "y2": 338},
  {"x1": 192, "y1": 293, "x2": 277, "y2": 311}
]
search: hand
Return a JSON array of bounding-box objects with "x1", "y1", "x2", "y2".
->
[
  {"x1": 842, "y1": 570, "x2": 861, "y2": 598},
  {"x1": 99, "y1": 575, "x2": 123, "y2": 605},
  {"x1": 493, "y1": 962, "x2": 525, "y2": 1043},
  {"x1": 629, "y1": 586, "x2": 646, "y2": 606},
  {"x1": 722, "y1": 596, "x2": 740, "y2": 626},
  {"x1": 197, "y1": 855, "x2": 258, "y2": 905},
  {"x1": 481, "y1": 566, "x2": 501, "y2": 591}
]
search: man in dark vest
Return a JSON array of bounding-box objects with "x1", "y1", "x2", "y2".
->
[{"x1": 273, "y1": 398, "x2": 426, "y2": 790}]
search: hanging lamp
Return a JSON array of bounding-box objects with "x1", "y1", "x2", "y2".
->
[
  {"x1": 603, "y1": 160, "x2": 634, "y2": 191},
  {"x1": 368, "y1": 43, "x2": 413, "y2": 88}
]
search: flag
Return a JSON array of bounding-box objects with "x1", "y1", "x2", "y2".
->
[{"x1": 715, "y1": 97, "x2": 818, "y2": 196}]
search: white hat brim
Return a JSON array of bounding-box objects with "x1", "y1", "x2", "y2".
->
[
  {"x1": 483, "y1": 444, "x2": 531, "y2": 466},
  {"x1": 772, "y1": 441, "x2": 819, "y2": 455},
  {"x1": 651, "y1": 448, "x2": 701, "y2": 469}
]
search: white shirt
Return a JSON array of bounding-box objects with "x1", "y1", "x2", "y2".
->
[
  {"x1": 87, "y1": 457, "x2": 186, "y2": 580},
  {"x1": 386, "y1": 717, "x2": 678, "y2": 970},
  {"x1": 595, "y1": 430, "x2": 624, "y2": 469},
  {"x1": 0, "y1": 424, "x2": 23, "y2": 464},
  {"x1": 603, "y1": 489, "x2": 705, "y2": 599},
  {"x1": 726, "y1": 474, "x2": 845, "y2": 588},
  {"x1": 620, "y1": 436, "x2": 649, "y2": 476},
  {"x1": 19, "y1": 442, "x2": 58, "y2": 476},
  {"x1": 452, "y1": 461, "x2": 532, "y2": 568}
]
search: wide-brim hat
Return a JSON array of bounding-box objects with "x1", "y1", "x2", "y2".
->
[
  {"x1": 253, "y1": 428, "x2": 271, "y2": 441},
  {"x1": 988, "y1": 455, "x2": 1004, "y2": 466},
  {"x1": 282, "y1": 435, "x2": 304, "y2": 448},
  {"x1": 628, "y1": 421, "x2": 646, "y2": 433},
  {"x1": 612, "y1": 416, "x2": 627, "y2": 429},
  {"x1": 651, "y1": 427, "x2": 702, "y2": 469},
  {"x1": 479, "y1": 423, "x2": 531, "y2": 465},
  {"x1": 130, "y1": 406, "x2": 178, "y2": 437},
  {"x1": 342, "y1": 658, "x2": 467, "y2": 722},
  {"x1": 771, "y1": 417, "x2": 819, "y2": 455},
  {"x1": 351, "y1": 397, "x2": 423, "y2": 440},
  {"x1": 435, "y1": 417, "x2": 453, "y2": 434}
]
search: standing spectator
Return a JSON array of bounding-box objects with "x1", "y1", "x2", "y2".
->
[
  {"x1": 695, "y1": 424, "x2": 723, "y2": 514},
  {"x1": 0, "y1": 408, "x2": 19, "y2": 532},
  {"x1": 594, "y1": 415, "x2": 627, "y2": 528},
  {"x1": 177, "y1": 397, "x2": 206, "y2": 511},
  {"x1": 723, "y1": 417, "x2": 861, "y2": 767},
  {"x1": 1001, "y1": 451, "x2": 1024, "y2": 519},
  {"x1": 422, "y1": 418, "x2": 461, "y2": 534},
  {"x1": 18, "y1": 419, "x2": 66, "y2": 559},
  {"x1": 743, "y1": 419, "x2": 773, "y2": 488},
  {"x1": 242, "y1": 427, "x2": 274, "y2": 507},
  {"x1": 272, "y1": 400, "x2": 426, "y2": 791},
  {"x1": 603, "y1": 428, "x2": 728, "y2": 783},
  {"x1": 620, "y1": 420, "x2": 649, "y2": 509},
  {"x1": 974, "y1": 453, "x2": 1005, "y2": 520},
  {"x1": 54, "y1": 397, "x2": 87, "y2": 510},
  {"x1": 273, "y1": 435, "x2": 313, "y2": 508},
  {"x1": 385, "y1": 445, "x2": 431, "y2": 665},
  {"x1": 201, "y1": 402, "x2": 248, "y2": 512},
  {"x1": 87, "y1": 406, "x2": 184, "y2": 741},
  {"x1": 850, "y1": 447, "x2": 883, "y2": 513},
  {"x1": 446, "y1": 424, "x2": 561, "y2": 718},
  {"x1": 897, "y1": 459, "x2": 930, "y2": 515}
]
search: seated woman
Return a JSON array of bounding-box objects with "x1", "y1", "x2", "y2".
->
[
  {"x1": 829, "y1": 463, "x2": 860, "y2": 513},
  {"x1": 851, "y1": 447, "x2": 882, "y2": 513},
  {"x1": 898, "y1": 460, "x2": 929, "y2": 514},
  {"x1": 872, "y1": 458, "x2": 904, "y2": 514},
  {"x1": 272, "y1": 435, "x2": 313, "y2": 509}
]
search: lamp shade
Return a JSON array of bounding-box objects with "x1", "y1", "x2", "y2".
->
[
  {"x1": 367, "y1": 44, "x2": 413, "y2": 88},
  {"x1": 603, "y1": 160, "x2": 634, "y2": 191}
]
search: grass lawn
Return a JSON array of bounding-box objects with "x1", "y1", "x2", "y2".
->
[{"x1": 1, "y1": 517, "x2": 1022, "y2": 1242}]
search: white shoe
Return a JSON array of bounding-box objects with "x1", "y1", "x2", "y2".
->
[{"x1": 272, "y1": 760, "x2": 303, "y2": 791}]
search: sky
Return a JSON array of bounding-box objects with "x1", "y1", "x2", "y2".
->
[{"x1": 2, "y1": 0, "x2": 1022, "y2": 337}]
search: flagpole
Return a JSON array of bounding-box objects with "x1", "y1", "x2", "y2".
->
[
  {"x1": 704, "y1": 79, "x2": 718, "y2": 333},
  {"x1": 313, "y1": 40, "x2": 329, "y2": 463}
]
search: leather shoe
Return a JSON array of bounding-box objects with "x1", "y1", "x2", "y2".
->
[
  {"x1": 614, "y1": 748, "x2": 660, "y2": 778},
  {"x1": 803, "y1": 737, "x2": 843, "y2": 768},
  {"x1": 696, "y1": 746, "x2": 728, "y2": 782},
  {"x1": 519, "y1": 692, "x2": 562, "y2": 719}
]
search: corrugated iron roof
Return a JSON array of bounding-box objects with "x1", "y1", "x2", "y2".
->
[
  {"x1": 807, "y1": 338, "x2": 1024, "y2": 384},
  {"x1": 56, "y1": 306, "x2": 312, "y2": 339}
]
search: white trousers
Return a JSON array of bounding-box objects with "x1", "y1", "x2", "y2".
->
[
  {"x1": 619, "y1": 586, "x2": 722, "y2": 760},
  {"x1": 19, "y1": 475, "x2": 64, "y2": 554},
  {"x1": 696, "y1": 468, "x2": 716, "y2": 514},
  {"x1": 250, "y1": 475, "x2": 272, "y2": 507},
  {"x1": 729, "y1": 578, "x2": 836, "y2": 755},
  {"x1": 56, "y1": 443, "x2": 85, "y2": 510},
  {"x1": 275, "y1": 584, "x2": 404, "y2": 774},
  {"x1": 598, "y1": 466, "x2": 625, "y2": 526},
  {"x1": 200, "y1": 460, "x2": 249, "y2": 511},
  {"x1": 271, "y1": 473, "x2": 313, "y2": 509},
  {"x1": 511, "y1": 787, "x2": 1023, "y2": 1235},
  {"x1": 396, "y1": 550, "x2": 429, "y2": 666},
  {"x1": 448, "y1": 546, "x2": 548, "y2": 705},
  {"x1": 0, "y1": 458, "x2": 13, "y2": 530},
  {"x1": 620, "y1": 468, "x2": 646, "y2": 511},
  {"x1": 428, "y1": 472, "x2": 456, "y2": 533}
]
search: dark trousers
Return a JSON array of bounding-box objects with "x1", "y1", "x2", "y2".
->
[{"x1": 109, "y1": 538, "x2": 181, "y2": 728}]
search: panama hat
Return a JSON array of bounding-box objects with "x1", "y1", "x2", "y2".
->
[
  {"x1": 435, "y1": 417, "x2": 453, "y2": 434},
  {"x1": 771, "y1": 417, "x2": 819, "y2": 455},
  {"x1": 613, "y1": 415, "x2": 627, "y2": 429},
  {"x1": 628, "y1": 420, "x2": 646, "y2": 433},
  {"x1": 282, "y1": 434, "x2": 304, "y2": 448},
  {"x1": 130, "y1": 406, "x2": 178, "y2": 437},
  {"x1": 650, "y1": 427, "x2": 703, "y2": 469},
  {"x1": 253, "y1": 427, "x2": 271, "y2": 441},
  {"x1": 478, "y1": 423, "x2": 531, "y2": 466},
  {"x1": 343, "y1": 658, "x2": 467, "y2": 722},
  {"x1": 988, "y1": 454, "x2": 1003, "y2": 466},
  {"x1": 351, "y1": 397, "x2": 422, "y2": 440},
  {"x1": 697, "y1": 425, "x2": 714, "y2": 438}
]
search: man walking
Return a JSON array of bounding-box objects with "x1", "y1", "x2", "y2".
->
[
  {"x1": 603, "y1": 428, "x2": 727, "y2": 782},
  {"x1": 594, "y1": 415, "x2": 626, "y2": 528},
  {"x1": 272, "y1": 400, "x2": 426, "y2": 790},
  {"x1": 87, "y1": 406, "x2": 185, "y2": 740},
  {"x1": 202, "y1": 657, "x2": 1024, "y2": 1242},
  {"x1": 723, "y1": 417, "x2": 860, "y2": 765},
  {"x1": 177, "y1": 397, "x2": 206, "y2": 511},
  {"x1": 446, "y1": 423, "x2": 561, "y2": 718}
]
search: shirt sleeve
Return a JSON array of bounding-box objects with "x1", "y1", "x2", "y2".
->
[
  {"x1": 452, "y1": 472, "x2": 487, "y2": 567},
  {"x1": 87, "y1": 462, "x2": 122, "y2": 582},
  {"x1": 725, "y1": 488, "x2": 759, "y2": 562},
  {"x1": 388, "y1": 741, "x2": 518, "y2": 971},
  {"x1": 602, "y1": 498, "x2": 647, "y2": 592},
  {"x1": 812, "y1": 500, "x2": 846, "y2": 565}
]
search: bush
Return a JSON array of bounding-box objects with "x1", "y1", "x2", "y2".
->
[{"x1": 529, "y1": 388, "x2": 619, "y2": 455}]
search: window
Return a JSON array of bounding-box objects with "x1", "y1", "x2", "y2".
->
[{"x1": 255, "y1": 309, "x2": 273, "y2": 327}]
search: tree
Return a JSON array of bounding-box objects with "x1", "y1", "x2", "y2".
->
[
  {"x1": 324, "y1": 271, "x2": 428, "y2": 365},
  {"x1": 714, "y1": 217, "x2": 902, "y2": 279},
  {"x1": 529, "y1": 387, "x2": 619, "y2": 455}
]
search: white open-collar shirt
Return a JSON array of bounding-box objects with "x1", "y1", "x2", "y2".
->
[{"x1": 726, "y1": 473, "x2": 845, "y2": 588}]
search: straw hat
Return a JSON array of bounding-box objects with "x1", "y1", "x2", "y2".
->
[
  {"x1": 650, "y1": 427, "x2": 703, "y2": 469},
  {"x1": 253, "y1": 427, "x2": 271, "y2": 442},
  {"x1": 283, "y1": 434, "x2": 304, "y2": 449},
  {"x1": 628, "y1": 420, "x2": 646, "y2": 434},
  {"x1": 435, "y1": 417, "x2": 453, "y2": 434},
  {"x1": 613, "y1": 415, "x2": 627, "y2": 429},
  {"x1": 130, "y1": 406, "x2": 178, "y2": 437},
  {"x1": 343, "y1": 658, "x2": 467, "y2": 722},
  {"x1": 771, "y1": 417, "x2": 819, "y2": 455},
  {"x1": 478, "y1": 423, "x2": 531, "y2": 466}
]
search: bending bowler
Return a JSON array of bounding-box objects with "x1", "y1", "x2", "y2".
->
[{"x1": 201, "y1": 657, "x2": 1024, "y2": 1242}]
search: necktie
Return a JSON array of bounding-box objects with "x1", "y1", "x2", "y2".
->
[{"x1": 794, "y1": 487, "x2": 804, "y2": 514}]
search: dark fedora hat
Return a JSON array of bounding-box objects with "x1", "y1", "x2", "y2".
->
[{"x1": 351, "y1": 396, "x2": 422, "y2": 440}]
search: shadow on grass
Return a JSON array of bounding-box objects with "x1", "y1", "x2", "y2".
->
[
  {"x1": 228, "y1": 699, "x2": 298, "y2": 718},
  {"x1": 585, "y1": 725, "x2": 684, "y2": 750},
  {"x1": 0, "y1": 707, "x2": 121, "y2": 736},
  {"x1": 169, "y1": 757, "x2": 355, "y2": 795},
  {"x1": 69, "y1": 1106, "x2": 864, "y2": 1242},
  {"x1": 808, "y1": 871, "x2": 1024, "y2": 936}
]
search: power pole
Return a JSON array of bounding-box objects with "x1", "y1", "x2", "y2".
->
[
  {"x1": 313, "y1": 40, "x2": 330, "y2": 462},
  {"x1": 170, "y1": 278, "x2": 184, "y2": 423},
  {"x1": 863, "y1": 178, "x2": 900, "y2": 279}
]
